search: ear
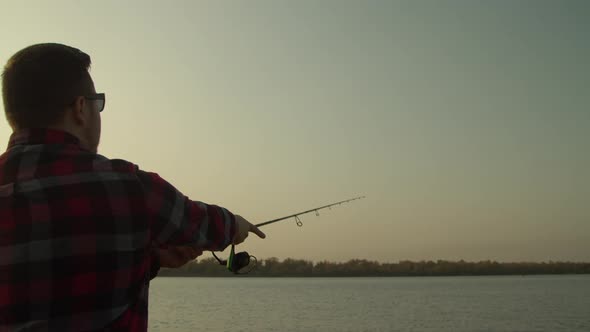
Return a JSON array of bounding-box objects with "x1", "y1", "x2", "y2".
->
[{"x1": 70, "y1": 96, "x2": 87, "y2": 126}]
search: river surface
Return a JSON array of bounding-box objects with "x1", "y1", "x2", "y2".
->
[{"x1": 148, "y1": 275, "x2": 590, "y2": 331}]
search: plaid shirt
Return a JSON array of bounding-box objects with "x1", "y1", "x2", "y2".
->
[{"x1": 0, "y1": 129, "x2": 236, "y2": 331}]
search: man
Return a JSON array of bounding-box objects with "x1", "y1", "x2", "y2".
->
[{"x1": 0, "y1": 43, "x2": 265, "y2": 331}]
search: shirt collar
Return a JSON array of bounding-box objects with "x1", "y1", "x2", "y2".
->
[{"x1": 7, "y1": 128, "x2": 81, "y2": 150}]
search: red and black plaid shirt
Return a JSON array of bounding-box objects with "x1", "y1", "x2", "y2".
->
[{"x1": 0, "y1": 128, "x2": 236, "y2": 331}]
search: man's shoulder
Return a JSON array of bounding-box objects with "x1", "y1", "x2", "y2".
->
[{"x1": 92, "y1": 153, "x2": 140, "y2": 174}]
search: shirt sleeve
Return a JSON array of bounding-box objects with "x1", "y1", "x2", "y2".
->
[
  {"x1": 149, "y1": 249, "x2": 160, "y2": 280},
  {"x1": 136, "y1": 170, "x2": 236, "y2": 251}
]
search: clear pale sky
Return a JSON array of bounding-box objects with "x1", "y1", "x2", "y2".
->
[{"x1": 1, "y1": 1, "x2": 589, "y2": 262}]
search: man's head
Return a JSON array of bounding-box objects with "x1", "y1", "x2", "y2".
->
[{"x1": 2, "y1": 43, "x2": 102, "y2": 152}]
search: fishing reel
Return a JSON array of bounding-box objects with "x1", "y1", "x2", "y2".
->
[{"x1": 212, "y1": 245, "x2": 257, "y2": 274}]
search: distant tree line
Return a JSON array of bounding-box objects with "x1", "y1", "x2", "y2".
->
[{"x1": 156, "y1": 257, "x2": 590, "y2": 277}]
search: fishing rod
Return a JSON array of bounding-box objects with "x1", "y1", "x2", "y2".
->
[
  {"x1": 212, "y1": 196, "x2": 365, "y2": 274},
  {"x1": 255, "y1": 196, "x2": 365, "y2": 228}
]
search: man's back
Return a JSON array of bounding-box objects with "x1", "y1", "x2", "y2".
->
[{"x1": 0, "y1": 129, "x2": 153, "y2": 330}]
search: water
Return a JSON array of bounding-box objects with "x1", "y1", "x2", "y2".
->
[{"x1": 148, "y1": 275, "x2": 590, "y2": 331}]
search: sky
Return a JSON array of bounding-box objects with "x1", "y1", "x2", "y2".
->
[{"x1": 1, "y1": 0, "x2": 589, "y2": 262}]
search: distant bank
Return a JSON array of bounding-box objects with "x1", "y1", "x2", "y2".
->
[{"x1": 157, "y1": 257, "x2": 590, "y2": 277}]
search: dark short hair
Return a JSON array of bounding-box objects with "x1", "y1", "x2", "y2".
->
[{"x1": 2, "y1": 43, "x2": 93, "y2": 130}]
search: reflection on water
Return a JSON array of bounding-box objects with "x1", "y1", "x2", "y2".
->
[{"x1": 149, "y1": 275, "x2": 590, "y2": 332}]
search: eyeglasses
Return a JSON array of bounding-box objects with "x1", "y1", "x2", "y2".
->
[{"x1": 84, "y1": 93, "x2": 106, "y2": 112}]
